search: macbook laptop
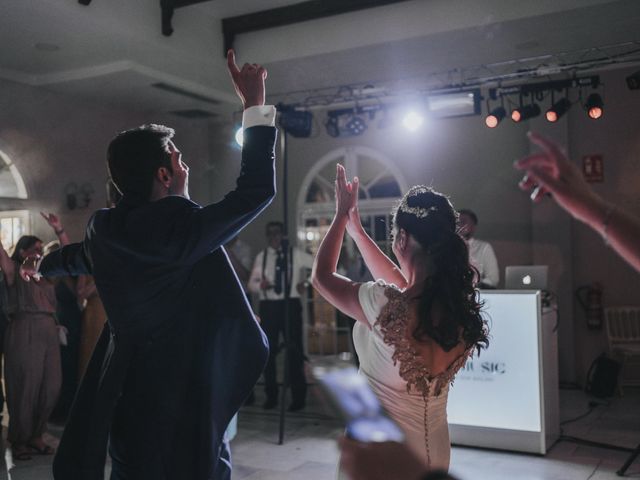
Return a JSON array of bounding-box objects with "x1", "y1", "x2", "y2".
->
[{"x1": 505, "y1": 265, "x2": 548, "y2": 290}]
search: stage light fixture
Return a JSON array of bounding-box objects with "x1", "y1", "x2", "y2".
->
[
  {"x1": 278, "y1": 109, "x2": 313, "y2": 137},
  {"x1": 402, "y1": 111, "x2": 424, "y2": 132},
  {"x1": 235, "y1": 126, "x2": 244, "y2": 147},
  {"x1": 585, "y1": 93, "x2": 603, "y2": 119},
  {"x1": 485, "y1": 106, "x2": 506, "y2": 128},
  {"x1": 545, "y1": 97, "x2": 571, "y2": 123},
  {"x1": 626, "y1": 70, "x2": 640, "y2": 90},
  {"x1": 511, "y1": 103, "x2": 540, "y2": 123},
  {"x1": 325, "y1": 115, "x2": 340, "y2": 137},
  {"x1": 345, "y1": 116, "x2": 367, "y2": 136}
]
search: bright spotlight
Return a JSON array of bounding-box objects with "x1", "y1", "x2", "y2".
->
[
  {"x1": 402, "y1": 111, "x2": 424, "y2": 132},
  {"x1": 485, "y1": 106, "x2": 506, "y2": 128},
  {"x1": 545, "y1": 98, "x2": 571, "y2": 123},
  {"x1": 585, "y1": 93, "x2": 603, "y2": 119},
  {"x1": 511, "y1": 104, "x2": 540, "y2": 123},
  {"x1": 235, "y1": 126, "x2": 244, "y2": 146}
]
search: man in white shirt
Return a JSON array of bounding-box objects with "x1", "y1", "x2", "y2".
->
[
  {"x1": 248, "y1": 221, "x2": 314, "y2": 411},
  {"x1": 458, "y1": 209, "x2": 499, "y2": 288}
]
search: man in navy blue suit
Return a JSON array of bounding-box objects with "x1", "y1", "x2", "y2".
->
[{"x1": 21, "y1": 50, "x2": 276, "y2": 480}]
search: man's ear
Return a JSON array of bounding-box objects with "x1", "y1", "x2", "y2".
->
[{"x1": 156, "y1": 167, "x2": 172, "y2": 185}]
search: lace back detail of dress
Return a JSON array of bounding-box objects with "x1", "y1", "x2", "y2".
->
[{"x1": 374, "y1": 287, "x2": 472, "y2": 398}]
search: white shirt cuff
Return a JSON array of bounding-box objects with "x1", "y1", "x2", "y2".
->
[{"x1": 242, "y1": 105, "x2": 276, "y2": 129}]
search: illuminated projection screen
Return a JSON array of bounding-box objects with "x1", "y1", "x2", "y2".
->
[
  {"x1": 446, "y1": 291, "x2": 559, "y2": 454},
  {"x1": 448, "y1": 292, "x2": 541, "y2": 431}
]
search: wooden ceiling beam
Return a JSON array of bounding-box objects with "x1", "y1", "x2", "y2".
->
[{"x1": 221, "y1": 0, "x2": 412, "y2": 56}]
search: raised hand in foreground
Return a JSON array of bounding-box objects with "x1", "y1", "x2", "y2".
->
[{"x1": 515, "y1": 131, "x2": 640, "y2": 272}]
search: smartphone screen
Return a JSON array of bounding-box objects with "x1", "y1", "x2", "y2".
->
[{"x1": 313, "y1": 365, "x2": 405, "y2": 443}]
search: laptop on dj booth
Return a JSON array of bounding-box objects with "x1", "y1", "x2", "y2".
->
[{"x1": 504, "y1": 265, "x2": 549, "y2": 290}]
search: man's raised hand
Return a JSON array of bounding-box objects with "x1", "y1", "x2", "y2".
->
[{"x1": 227, "y1": 49, "x2": 267, "y2": 110}]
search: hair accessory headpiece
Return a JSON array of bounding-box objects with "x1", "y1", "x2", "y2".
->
[{"x1": 398, "y1": 186, "x2": 438, "y2": 219}]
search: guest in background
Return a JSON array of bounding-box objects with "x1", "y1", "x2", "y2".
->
[
  {"x1": 0, "y1": 212, "x2": 68, "y2": 460},
  {"x1": 248, "y1": 221, "x2": 314, "y2": 411},
  {"x1": 457, "y1": 209, "x2": 499, "y2": 288}
]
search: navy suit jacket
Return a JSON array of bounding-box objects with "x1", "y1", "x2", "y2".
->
[{"x1": 40, "y1": 126, "x2": 277, "y2": 480}]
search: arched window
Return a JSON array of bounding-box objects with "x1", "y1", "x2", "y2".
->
[
  {"x1": 0, "y1": 149, "x2": 29, "y2": 251},
  {"x1": 297, "y1": 146, "x2": 407, "y2": 256},
  {"x1": 0, "y1": 150, "x2": 28, "y2": 199},
  {"x1": 297, "y1": 146, "x2": 407, "y2": 356}
]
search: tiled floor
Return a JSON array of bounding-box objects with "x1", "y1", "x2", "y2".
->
[{"x1": 2, "y1": 387, "x2": 639, "y2": 479}]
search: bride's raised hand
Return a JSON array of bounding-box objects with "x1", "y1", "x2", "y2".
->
[
  {"x1": 335, "y1": 163, "x2": 354, "y2": 218},
  {"x1": 345, "y1": 178, "x2": 362, "y2": 237}
]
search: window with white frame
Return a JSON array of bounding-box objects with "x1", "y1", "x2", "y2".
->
[
  {"x1": 0, "y1": 149, "x2": 28, "y2": 199},
  {"x1": 297, "y1": 146, "x2": 406, "y2": 356},
  {"x1": 0, "y1": 210, "x2": 30, "y2": 253},
  {"x1": 0, "y1": 149, "x2": 30, "y2": 252}
]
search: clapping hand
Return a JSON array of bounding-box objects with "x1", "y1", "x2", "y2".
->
[
  {"x1": 226, "y1": 49, "x2": 267, "y2": 110},
  {"x1": 19, "y1": 254, "x2": 42, "y2": 282},
  {"x1": 335, "y1": 164, "x2": 359, "y2": 218},
  {"x1": 514, "y1": 132, "x2": 603, "y2": 223},
  {"x1": 335, "y1": 164, "x2": 363, "y2": 236}
]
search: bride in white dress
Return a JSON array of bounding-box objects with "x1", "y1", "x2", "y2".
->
[{"x1": 312, "y1": 165, "x2": 488, "y2": 472}]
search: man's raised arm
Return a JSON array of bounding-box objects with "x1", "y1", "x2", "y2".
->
[{"x1": 172, "y1": 50, "x2": 278, "y2": 263}]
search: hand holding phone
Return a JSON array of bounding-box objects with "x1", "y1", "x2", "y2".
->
[{"x1": 313, "y1": 365, "x2": 405, "y2": 443}]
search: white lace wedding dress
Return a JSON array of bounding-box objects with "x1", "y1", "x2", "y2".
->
[{"x1": 352, "y1": 280, "x2": 472, "y2": 471}]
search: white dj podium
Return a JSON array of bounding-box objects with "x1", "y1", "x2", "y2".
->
[{"x1": 448, "y1": 291, "x2": 560, "y2": 454}]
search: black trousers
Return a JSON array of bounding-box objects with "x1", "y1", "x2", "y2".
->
[{"x1": 259, "y1": 299, "x2": 306, "y2": 404}]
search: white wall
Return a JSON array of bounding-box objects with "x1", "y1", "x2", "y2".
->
[{"x1": 0, "y1": 78, "x2": 211, "y2": 244}]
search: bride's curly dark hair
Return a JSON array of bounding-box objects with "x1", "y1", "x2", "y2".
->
[{"x1": 393, "y1": 186, "x2": 489, "y2": 353}]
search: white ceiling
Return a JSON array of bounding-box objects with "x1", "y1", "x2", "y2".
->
[{"x1": 1, "y1": 0, "x2": 639, "y2": 118}]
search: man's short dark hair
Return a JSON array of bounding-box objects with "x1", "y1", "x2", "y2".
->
[
  {"x1": 266, "y1": 221, "x2": 284, "y2": 234},
  {"x1": 458, "y1": 209, "x2": 478, "y2": 225},
  {"x1": 107, "y1": 124, "x2": 175, "y2": 200}
]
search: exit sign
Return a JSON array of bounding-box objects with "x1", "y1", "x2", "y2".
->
[{"x1": 582, "y1": 155, "x2": 604, "y2": 183}]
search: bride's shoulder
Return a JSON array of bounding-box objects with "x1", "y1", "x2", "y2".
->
[{"x1": 367, "y1": 279, "x2": 403, "y2": 293}]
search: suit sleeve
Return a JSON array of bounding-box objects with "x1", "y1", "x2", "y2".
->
[
  {"x1": 40, "y1": 214, "x2": 97, "y2": 277},
  {"x1": 39, "y1": 242, "x2": 93, "y2": 277},
  {"x1": 174, "y1": 125, "x2": 277, "y2": 265}
]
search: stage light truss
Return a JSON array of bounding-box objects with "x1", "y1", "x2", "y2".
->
[{"x1": 265, "y1": 42, "x2": 638, "y2": 137}]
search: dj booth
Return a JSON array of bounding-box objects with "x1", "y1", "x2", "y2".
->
[{"x1": 447, "y1": 290, "x2": 560, "y2": 454}]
